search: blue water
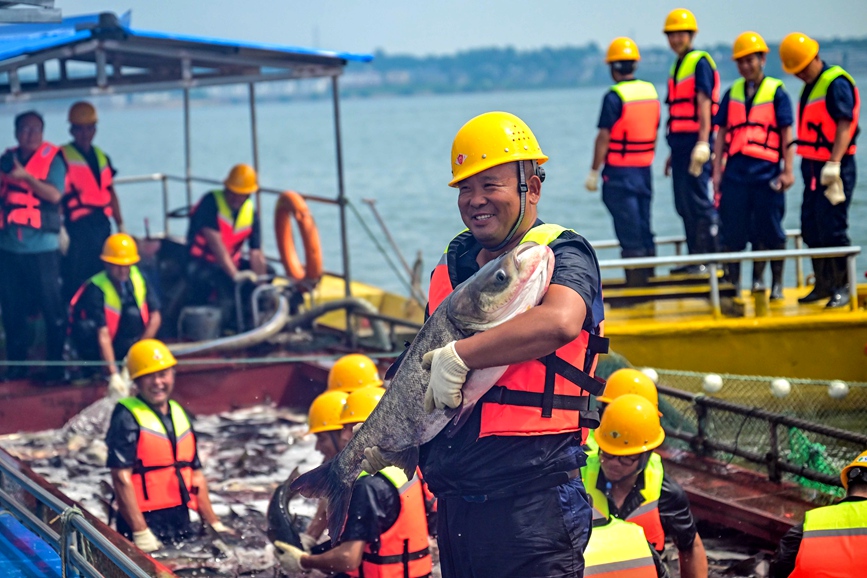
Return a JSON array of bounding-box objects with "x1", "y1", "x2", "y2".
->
[{"x1": 27, "y1": 83, "x2": 867, "y2": 294}]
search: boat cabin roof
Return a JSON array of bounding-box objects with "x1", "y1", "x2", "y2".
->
[{"x1": 0, "y1": 11, "x2": 374, "y2": 102}]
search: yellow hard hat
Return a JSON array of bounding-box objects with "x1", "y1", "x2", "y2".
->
[
  {"x1": 127, "y1": 339, "x2": 177, "y2": 380},
  {"x1": 597, "y1": 368, "x2": 659, "y2": 408},
  {"x1": 223, "y1": 163, "x2": 258, "y2": 195},
  {"x1": 68, "y1": 101, "x2": 97, "y2": 125},
  {"x1": 663, "y1": 8, "x2": 698, "y2": 33},
  {"x1": 779, "y1": 32, "x2": 819, "y2": 74},
  {"x1": 732, "y1": 31, "x2": 769, "y2": 60},
  {"x1": 448, "y1": 111, "x2": 548, "y2": 187},
  {"x1": 595, "y1": 393, "x2": 665, "y2": 456},
  {"x1": 339, "y1": 386, "x2": 384, "y2": 424},
  {"x1": 841, "y1": 449, "x2": 867, "y2": 491},
  {"x1": 606, "y1": 37, "x2": 641, "y2": 63},
  {"x1": 307, "y1": 390, "x2": 349, "y2": 434},
  {"x1": 327, "y1": 354, "x2": 383, "y2": 393},
  {"x1": 100, "y1": 233, "x2": 140, "y2": 265}
]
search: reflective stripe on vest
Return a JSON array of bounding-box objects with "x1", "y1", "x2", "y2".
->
[
  {"x1": 0, "y1": 143, "x2": 61, "y2": 231},
  {"x1": 584, "y1": 517, "x2": 657, "y2": 578},
  {"x1": 117, "y1": 397, "x2": 198, "y2": 513},
  {"x1": 796, "y1": 66, "x2": 860, "y2": 161},
  {"x1": 346, "y1": 466, "x2": 433, "y2": 578},
  {"x1": 69, "y1": 266, "x2": 150, "y2": 340},
  {"x1": 582, "y1": 452, "x2": 666, "y2": 551},
  {"x1": 667, "y1": 50, "x2": 721, "y2": 134},
  {"x1": 60, "y1": 144, "x2": 113, "y2": 221},
  {"x1": 789, "y1": 500, "x2": 867, "y2": 578},
  {"x1": 189, "y1": 189, "x2": 254, "y2": 265},
  {"x1": 727, "y1": 77, "x2": 784, "y2": 163},
  {"x1": 427, "y1": 224, "x2": 607, "y2": 439},
  {"x1": 607, "y1": 80, "x2": 660, "y2": 168}
]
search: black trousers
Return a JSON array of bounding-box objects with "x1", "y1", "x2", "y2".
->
[
  {"x1": 0, "y1": 249, "x2": 65, "y2": 375},
  {"x1": 800, "y1": 156, "x2": 856, "y2": 249},
  {"x1": 718, "y1": 179, "x2": 786, "y2": 252},
  {"x1": 62, "y1": 212, "x2": 111, "y2": 302},
  {"x1": 670, "y1": 143, "x2": 719, "y2": 254}
]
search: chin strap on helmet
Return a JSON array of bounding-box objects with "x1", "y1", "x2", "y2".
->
[{"x1": 490, "y1": 161, "x2": 531, "y2": 252}]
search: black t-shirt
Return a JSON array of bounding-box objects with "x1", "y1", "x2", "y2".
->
[
  {"x1": 595, "y1": 466, "x2": 697, "y2": 552},
  {"x1": 105, "y1": 397, "x2": 201, "y2": 470},
  {"x1": 186, "y1": 191, "x2": 261, "y2": 250},
  {"x1": 72, "y1": 272, "x2": 161, "y2": 359},
  {"x1": 419, "y1": 221, "x2": 604, "y2": 497},
  {"x1": 769, "y1": 495, "x2": 867, "y2": 578},
  {"x1": 338, "y1": 473, "x2": 401, "y2": 545}
]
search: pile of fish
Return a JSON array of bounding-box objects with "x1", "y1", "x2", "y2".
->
[{"x1": 0, "y1": 403, "x2": 326, "y2": 576}]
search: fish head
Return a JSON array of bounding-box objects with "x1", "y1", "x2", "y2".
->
[{"x1": 447, "y1": 242, "x2": 554, "y2": 332}]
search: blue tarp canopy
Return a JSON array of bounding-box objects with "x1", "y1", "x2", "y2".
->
[{"x1": 0, "y1": 11, "x2": 373, "y2": 101}]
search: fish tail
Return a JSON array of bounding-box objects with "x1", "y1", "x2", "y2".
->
[{"x1": 289, "y1": 462, "x2": 352, "y2": 543}]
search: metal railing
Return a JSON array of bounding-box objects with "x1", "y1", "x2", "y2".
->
[
  {"x1": 0, "y1": 451, "x2": 151, "y2": 578},
  {"x1": 598, "y1": 246, "x2": 862, "y2": 317},
  {"x1": 592, "y1": 229, "x2": 807, "y2": 288},
  {"x1": 659, "y1": 384, "x2": 867, "y2": 487}
]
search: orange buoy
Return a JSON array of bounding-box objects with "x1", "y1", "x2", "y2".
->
[{"x1": 274, "y1": 191, "x2": 323, "y2": 281}]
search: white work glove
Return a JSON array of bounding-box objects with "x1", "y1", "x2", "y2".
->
[
  {"x1": 361, "y1": 446, "x2": 392, "y2": 475},
  {"x1": 422, "y1": 341, "x2": 469, "y2": 413},
  {"x1": 107, "y1": 372, "x2": 130, "y2": 397},
  {"x1": 274, "y1": 541, "x2": 308, "y2": 573},
  {"x1": 584, "y1": 170, "x2": 599, "y2": 192},
  {"x1": 233, "y1": 270, "x2": 259, "y2": 284},
  {"x1": 298, "y1": 532, "x2": 318, "y2": 551},
  {"x1": 132, "y1": 528, "x2": 162, "y2": 553},
  {"x1": 820, "y1": 161, "x2": 846, "y2": 205},
  {"x1": 58, "y1": 226, "x2": 70, "y2": 256},
  {"x1": 688, "y1": 141, "x2": 711, "y2": 177},
  {"x1": 209, "y1": 521, "x2": 232, "y2": 534}
]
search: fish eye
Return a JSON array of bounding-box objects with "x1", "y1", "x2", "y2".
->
[{"x1": 495, "y1": 269, "x2": 507, "y2": 282}]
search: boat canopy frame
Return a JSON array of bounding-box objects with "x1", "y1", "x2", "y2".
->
[{"x1": 0, "y1": 11, "x2": 374, "y2": 313}]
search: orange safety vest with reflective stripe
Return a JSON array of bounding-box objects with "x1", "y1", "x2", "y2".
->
[
  {"x1": 60, "y1": 144, "x2": 113, "y2": 222},
  {"x1": 667, "y1": 50, "x2": 721, "y2": 134},
  {"x1": 189, "y1": 189, "x2": 254, "y2": 265},
  {"x1": 69, "y1": 266, "x2": 150, "y2": 340},
  {"x1": 789, "y1": 500, "x2": 867, "y2": 578},
  {"x1": 346, "y1": 466, "x2": 433, "y2": 578},
  {"x1": 727, "y1": 77, "x2": 784, "y2": 163},
  {"x1": 428, "y1": 224, "x2": 607, "y2": 439},
  {"x1": 118, "y1": 397, "x2": 199, "y2": 513},
  {"x1": 0, "y1": 143, "x2": 62, "y2": 231},
  {"x1": 582, "y1": 452, "x2": 666, "y2": 552},
  {"x1": 584, "y1": 517, "x2": 657, "y2": 578},
  {"x1": 796, "y1": 66, "x2": 860, "y2": 161},
  {"x1": 607, "y1": 80, "x2": 660, "y2": 168}
]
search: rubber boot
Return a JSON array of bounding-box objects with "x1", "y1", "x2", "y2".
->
[
  {"x1": 625, "y1": 268, "x2": 649, "y2": 287},
  {"x1": 752, "y1": 260, "x2": 768, "y2": 292},
  {"x1": 770, "y1": 259, "x2": 784, "y2": 301},
  {"x1": 798, "y1": 259, "x2": 832, "y2": 303},
  {"x1": 826, "y1": 257, "x2": 851, "y2": 309},
  {"x1": 726, "y1": 262, "x2": 741, "y2": 294}
]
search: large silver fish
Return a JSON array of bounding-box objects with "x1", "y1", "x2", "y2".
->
[{"x1": 291, "y1": 242, "x2": 555, "y2": 541}]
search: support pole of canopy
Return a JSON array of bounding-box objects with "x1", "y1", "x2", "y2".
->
[
  {"x1": 331, "y1": 75, "x2": 355, "y2": 347},
  {"x1": 249, "y1": 82, "x2": 261, "y2": 223},
  {"x1": 183, "y1": 87, "x2": 192, "y2": 208}
]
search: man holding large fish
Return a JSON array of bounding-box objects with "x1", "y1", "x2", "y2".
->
[{"x1": 292, "y1": 111, "x2": 606, "y2": 577}]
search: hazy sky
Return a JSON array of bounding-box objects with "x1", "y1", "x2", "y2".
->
[{"x1": 57, "y1": 1, "x2": 867, "y2": 56}]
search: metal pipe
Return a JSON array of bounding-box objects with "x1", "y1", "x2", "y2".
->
[
  {"x1": 249, "y1": 82, "x2": 262, "y2": 226},
  {"x1": 599, "y1": 246, "x2": 861, "y2": 270},
  {"x1": 183, "y1": 87, "x2": 192, "y2": 208},
  {"x1": 161, "y1": 174, "x2": 170, "y2": 235},
  {"x1": 331, "y1": 75, "x2": 355, "y2": 347},
  {"x1": 848, "y1": 253, "x2": 858, "y2": 312},
  {"x1": 794, "y1": 234, "x2": 804, "y2": 288},
  {"x1": 708, "y1": 263, "x2": 721, "y2": 319}
]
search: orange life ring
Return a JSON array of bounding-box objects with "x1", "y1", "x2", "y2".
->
[{"x1": 274, "y1": 191, "x2": 323, "y2": 281}]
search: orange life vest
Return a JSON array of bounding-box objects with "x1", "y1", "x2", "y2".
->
[
  {"x1": 189, "y1": 189, "x2": 254, "y2": 265},
  {"x1": 582, "y1": 453, "x2": 666, "y2": 552},
  {"x1": 796, "y1": 65, "x2": 860, "y2": 161},
  {"x1": 61, "y1": 144, "x2": 113, "y2": 222},
  {"x1": 789, "y1": 500, "x2": 867, "y2": 578},
  {"x1": 0, "y1": 143, "x2": 62, "y2": 231},
  {"x1": 667, "y1": 50, "x2": 721, "y2": 134},
  {"x1": 726, "y1": 77, "x2": 784, "y2": 163},
  {"x1": 347, "y1": 467, "x2": 433, "y2": 578},
  {"x1": 428, "y1": 224, "x2": 607, "y2": 439},
  {"x1": 69, "y1": 266, "x2": 150, "y2": 340},
  {"x1": 607, "y1": 80, "x2": 660, "y2": 168},
  {"x1": 118, "y1": 397, "x2": 199, "y2": 514}
]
